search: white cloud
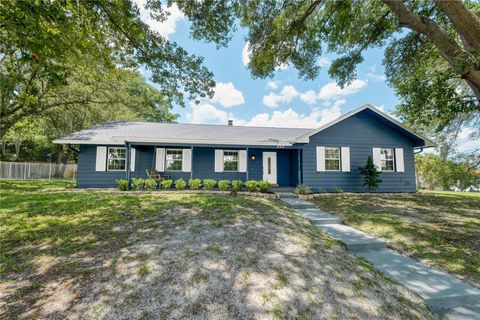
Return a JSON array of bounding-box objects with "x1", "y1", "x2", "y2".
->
[
  {"x1": 211, "y1": 82, "x2": 245, "y2": 108},
  {"x1": 245, "y1": 105, "x2": 342, "y2": 128},
  {"x1": 456, "y1": 128, "x2": 479, "y2": 152},
  {"x1": 263, "y1": 85, "x2": 299, "y2": 108},
  {"x1": 242, "y1": 42, "x2": 251, "y2": 66},
  {"x1": 266, "y1": 80, "x2": 280, "y2": 90},
  {"x1": 318, "y1": 57, "x2": 330, "y2": 67},
  {"x1": 318, "y1": 80, "x2": 368, "y2": 100},
  {"x1": 135, "y1": 1, "x2": 184, "y2": 39},
  {"x1": 186, "y1": 103, "x2": 236, "y2": 124},
  {"x1": 263, "y1": 80, "x2": 366, "y2": 108},
  {"x1": 299, "y1": 90, "x2": 318, "y2": 105},
  {"x1": 186, "y1": 102, "x2": 344, "y2": 130},
  {"x1": 332, "y1": 99, "x2": 346, "y2": 108},
  {"x1": 372, "y1": 104, "x2": 385, "y2": 112},
  {"x1": 366, "y1": 65, "x2": 386, "y2": 81}
]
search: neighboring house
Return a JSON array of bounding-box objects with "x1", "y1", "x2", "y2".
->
[{"x1": 54, "y1": 104, "x2": 434, "y2": 192}]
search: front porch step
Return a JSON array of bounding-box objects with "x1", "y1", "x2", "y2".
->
[
  {"x1": 356, "y1": 249, "x2": 480, "y2": 316},
  {"x1": 296, "y1": 208, "x2": 342, "y2": 225},
  {"x1": 275, "y1": 192, "x2": 298, "y2": 199},
  {"x1": 316, "y1": 224, "x2": 387, "y2": 252},
  {"x1": 280, "y1": 197, "x2": 316, "y2": 209}
]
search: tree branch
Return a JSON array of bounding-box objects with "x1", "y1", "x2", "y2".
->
[
  {"x1": 381, "y1": 0, "x2": 480, "y2": 101},
  {"x1": 434, "y1": 0, "x2": 480, "y2": 51}
]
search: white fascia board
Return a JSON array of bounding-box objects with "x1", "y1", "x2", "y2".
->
[
  {"x1": 125, "y1": 137, "x2": 294, "y2": 146},
  {"x1": 53, "y1": 138, "x2": 294, "y2": 147}
]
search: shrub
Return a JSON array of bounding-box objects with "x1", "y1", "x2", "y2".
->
[
  {"x1": 116, "y1": 179, "x2": 129, "y2": 191},
  {"x1": 188, "y1": 179, "x2": 202, "y2": 190},
  {"x1": 231, "y1": 180, "x2": 244, "y2": 191},
  {"x1": 258, "y1": 181, "x2": 271, "y2": 193},
  {"x1": 203, "y1": 179, "x2": 216, "y2": 190},
  {"x1": 175, "y1": 178, "x2": 187, "y2": 190},
  {"x1": 319, "y1": 188, "x2": 326, "y2": 193},
  {"x1": 245, "y1": 180, "x2": 258, "y2": 192},
  {"x1": 332, "y1": 187, "x2": 344, "y2": 193},
  {"x1": 295, "y1": 183, "x2": 311, "y2": 195},
  {"x1": 144, "y1": 179, "x2": 157, "y2": 190},
  {"x1": 131, "y1": 178, "x2": 145, "y2": 191},
  {"x1": 358, "y1": 155, "x2": 382, "y2": 192},
  {"x1": 218, "y1": 180, "x2": 230, "y2": 191},
  {"x1": 160, "y1": 179, "x2": 173, "y2": 190}
]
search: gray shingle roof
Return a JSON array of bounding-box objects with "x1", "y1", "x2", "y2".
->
[
  {"x1": 53, "y1": 105, "x2": 434, "y2": 147},
  {"x1": 53, "y1": 121, "x2": 314, "y2": 146}
]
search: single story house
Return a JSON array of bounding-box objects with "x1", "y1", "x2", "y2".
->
[{"x1": 54, "y1": 104, "x2": 434, "y2": 192}]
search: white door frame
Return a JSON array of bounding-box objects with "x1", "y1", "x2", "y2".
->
[{"x1": 262, "y1": 152, "x2": 277, "y2": 184}]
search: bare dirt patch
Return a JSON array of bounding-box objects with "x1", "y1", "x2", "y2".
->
[{"x1": 0, "y1": 181, "x2": 435, "y2": 319}]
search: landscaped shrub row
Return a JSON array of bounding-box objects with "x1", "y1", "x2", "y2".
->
[
  {"x1": 116, "y1": 178, "x2": 272, "y2": 193},
  {"x1": 294, "y1": 184, "x2": 344, "y2": 195}
]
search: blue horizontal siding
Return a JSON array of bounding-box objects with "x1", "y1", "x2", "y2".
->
[
  {"x1": 301, "y1": 111, "x2": 417, "y2": 192},
  {"x1": 76, "y1": 109, "x2": 419, "y2": 191},
  {"x1": 76, "y1": 145, "x2": 297, "y2": 188}
]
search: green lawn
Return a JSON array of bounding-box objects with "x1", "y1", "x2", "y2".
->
[
  {"x1": 0, "y1": 180, "x2": 434, "y2": 319},
  {"x1": 311, "y1": 191, "x2": 480, "y2": 287}
]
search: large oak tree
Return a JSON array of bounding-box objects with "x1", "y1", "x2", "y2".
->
[
  {"x1": 0, "y1": 0, "x2": 214, "y2": 138},
  {"x1": 169, "y1": 0, "x2": 479, "y2": 138}
]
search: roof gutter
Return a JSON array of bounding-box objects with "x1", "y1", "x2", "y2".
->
[{"x1": 53, "y1": 138, "x2": 295, "y2": 147}]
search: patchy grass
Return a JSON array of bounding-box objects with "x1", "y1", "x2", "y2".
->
[
  {"x1": 312, "y1": 191, "x2": 480, "y2": 287},
  {"x1": 0, "y1": 180, "x2": 435, "y2": 319}
]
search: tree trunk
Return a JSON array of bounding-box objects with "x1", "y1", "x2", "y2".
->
[
  {"x1": 56, "y1": 144, "x2": 64, "y2": 164},
  {"x1": 13, "y1": 140, "x2": 21, "y2": 161},
  {"x1": 0, "y1": 140, "x2": 6, "y2": 155},
  {"x1": 434, "y1": 0, "x2": 480, "y2": 51}
]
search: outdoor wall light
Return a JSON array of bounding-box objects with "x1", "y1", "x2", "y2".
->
[{"x1": 251, "y1": 155, "x2": 256, "y2": 160}]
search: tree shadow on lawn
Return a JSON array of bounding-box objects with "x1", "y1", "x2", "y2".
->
[
  {"x1": 1, "y1": 193, "x2": 435, "y2": 319},
  {"x1": 312, "y1": 193, "x2": 480, "y2": 287}
]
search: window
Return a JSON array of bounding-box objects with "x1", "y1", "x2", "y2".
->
[
  {"x1": 325, "y1": 147, "x2": 340, "y2": 171},
  {"x1": 381, "y1": 148, "x2": 395, "y2": 171},
  {"x1": 107, "y1": 147, "x2": 126, "y2": 171},
  {"x1": 223, "y1": 151, "x2": 239, "y2": 172},
  {"x1": 166, "y1": 149, "x2": 183, "y2": 171}
]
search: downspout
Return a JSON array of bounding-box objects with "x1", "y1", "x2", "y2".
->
[
  {"x1": 67, "y1": 144, "x2": 80, "y2": 153},
  {"x1": 125, "y1": 141, "x2": 131, "y2": 189},
  {"x1": 414, "y1": 147, "x2": 424, "y2": 154}
]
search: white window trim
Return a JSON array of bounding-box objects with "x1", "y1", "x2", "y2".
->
[
  {"x1": 223, "y1": 150, "x2": 239, "y2": 172},
  {"x1": 380, "y1": 148, "x2": 395, "y2": 172},
  {"x1": 324, "y1": 147, "x2": 341, "y2": 172},
  {"x1": 165, "y1": 148, "x2": 184, "y2": 172},
  {"x1": 106, "y1": 147, "x2": 127, "y2": 172}
]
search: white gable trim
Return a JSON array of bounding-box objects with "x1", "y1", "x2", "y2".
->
[{"x1": 293, "y1": 104, "x2": 435, "y2": 147}]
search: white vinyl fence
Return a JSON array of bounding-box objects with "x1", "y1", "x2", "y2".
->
[{"x1": 0, "y1": 161, "x2": 77, "y2": 180}]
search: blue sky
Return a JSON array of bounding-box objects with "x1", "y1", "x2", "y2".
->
[{"x1": 137, "y1": 2, "x2": 477, "y2": 152}]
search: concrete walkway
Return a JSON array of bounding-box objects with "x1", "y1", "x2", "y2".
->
[{"x1": 277, "y1": 192, "x2": 480, "y2": 320}]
